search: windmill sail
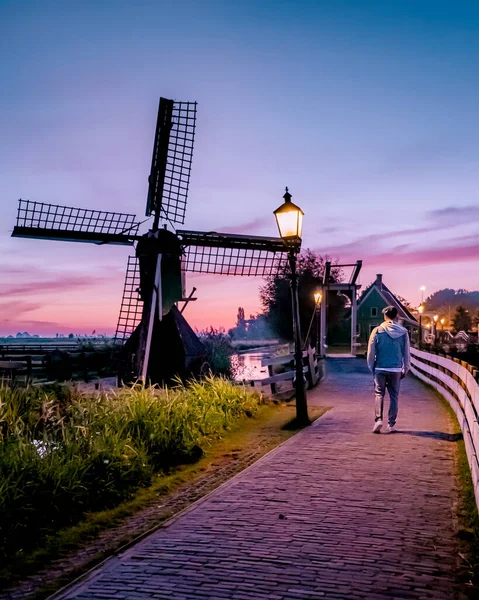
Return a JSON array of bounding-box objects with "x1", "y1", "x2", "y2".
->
[
  {"x1": 178, "y1": 230, "x2": 289, "y2": 276},
  {"x1": 114, "y1": 256, "x2": 143, "y2": 343},
  {"x1": 146, "y1": 98, "x2": 197, "y2": 226},
  {"x1": 12, "y1": 199, "x2": 140, "y2": 245}
]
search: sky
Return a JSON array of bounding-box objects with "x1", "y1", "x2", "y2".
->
[{"x1": 1, "y1": 0, "x2": 478, "y2": 336}]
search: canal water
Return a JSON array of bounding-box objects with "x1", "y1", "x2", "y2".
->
[
  {"x1": 230, "y1": 344, "x2": 288, "y2": 383},
  {"x1": 230, "y1": 351, "x2": 269, "y2": 382}
]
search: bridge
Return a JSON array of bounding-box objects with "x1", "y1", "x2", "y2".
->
[{"x1": 49, "y1": 351, "x2": 478, "y2": 599}]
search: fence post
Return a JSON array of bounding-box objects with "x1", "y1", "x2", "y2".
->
[
  {"x1": 268, "y1": 364, "x2": 277, "y2": 395},
  {"x1": 307, "y1": 347, "x2": 318, "y2": 387},
  {"x1": 26, "y1": 356, "x2": 32, "y2": 379}
]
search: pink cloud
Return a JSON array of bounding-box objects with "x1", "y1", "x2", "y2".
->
[
  {"x1": 1, "y1": 273, "x2": 117, "y2": 298},
  {"x1": 217, "y1": 216, "x2": 272, "y2": 235},
  {"x1": 315, "y1": 237, "x2": 479, "y2": 269},
  {"x1": 0, "y1": 300, "x2": 43, "y2": 320}
]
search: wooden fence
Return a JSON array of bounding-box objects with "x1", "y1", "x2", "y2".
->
[
  {"x1": 246, "y1": 346, "x2": 321, "y2": 395},
  {"x1": 410, "y1": 347, "x2": 479, "y2": 511},
  {"x1": 0, "y1": 348, "x2": 119, "y2": 384}
]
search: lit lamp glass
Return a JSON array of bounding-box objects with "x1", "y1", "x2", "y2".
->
[
  {"x1": 314, "y1": 291, "x2": 322, "y2": 306},
  {"x1": 274, "y1": 187, "x2": 304, "y2": 243},
  {"x1": 440, "y1": 318, "x2": 445, "y2": 326},
  {"x1": 418, "y1": 304, "x2": 424, "y2": 314},
  {"x1": 433, "y1": 314, "x2": 439, "y2": 323}
]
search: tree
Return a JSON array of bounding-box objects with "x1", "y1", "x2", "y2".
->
[
  {"x1": 259, "y1": 249, "x2": 344, "y2": 342},
  {"x1": 395, "y1": 295, "x2": 413, "y2": 310},
  {"x1": 452, "y1": 306, "x2": 472, "y2": 333},
  {"x1": 425, "y1": 288, "x2": 479, "y2": 313}
]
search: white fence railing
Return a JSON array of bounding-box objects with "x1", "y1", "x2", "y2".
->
[{"x1": 410, "y1": 348, "x2": 479, "y2": 511}]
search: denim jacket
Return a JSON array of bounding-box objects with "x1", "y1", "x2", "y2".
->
[{"x1": 367, "y1": 321, "x2": 411, "y2": 374}]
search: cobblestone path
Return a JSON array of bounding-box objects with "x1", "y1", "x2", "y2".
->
[{"x1": 58, "y1": 359, "x2": 462, "y2": 599}]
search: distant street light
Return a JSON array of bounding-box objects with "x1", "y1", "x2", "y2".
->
[
  {"x1": 314, "y1": 291, "x2": 323, "y2": 306},
  {"x1": 274, "y1": 187, "x2": 308, "y2": 425},
  {"x1": 433, "y1": 314, "x2": 439, "y2": 341},
  {"x1": 418, "y1": 304, "x2": 424, "y2": 345},
  {"x1": 420, "y1": 285, "x2": 426, "y2": 305}
]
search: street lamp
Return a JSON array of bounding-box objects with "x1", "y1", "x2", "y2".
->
[
  {"x1": 314, "y1": 291, "x2": 323, "y2": 357},
  {"x1": 420, "y1": 285, "x2": 426, "y2": 304},
  {"x1": 418, "y1": 304, "x2": 424, "y2": 345},
  {"x1": 274, "y1": 187, "x2": 308, "y2": 425},
  {"x1": 433, "y1": 314, "x2": 439, "y2": 341}
]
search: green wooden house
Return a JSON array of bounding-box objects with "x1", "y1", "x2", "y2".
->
[{"x1": 356, "y1": 274, "x2": 417, "y2": 345}]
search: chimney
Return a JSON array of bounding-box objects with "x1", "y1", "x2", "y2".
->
[{"x1": 375, "y1": 274, "x2": 383, "y2": 290}]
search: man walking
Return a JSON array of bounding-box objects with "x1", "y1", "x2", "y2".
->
[{"x1": 367, "y1": 306, "x2": 411, "y2": 434}]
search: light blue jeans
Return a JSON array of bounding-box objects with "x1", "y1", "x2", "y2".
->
[{"x1": 374, "y1": 371, "x2": 401, "y2": 426}]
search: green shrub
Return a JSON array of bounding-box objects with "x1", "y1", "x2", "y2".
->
[{"x1": 198, "y1": 328, "x2": 234, "y2": 376}]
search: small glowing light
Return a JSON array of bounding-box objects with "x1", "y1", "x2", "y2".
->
[
  {"x1": 433, "y1": 314, "x2": 439, "y2": 322},
  {"x1": 420, "y1": 286, "x2": 426, "y2": 292},
  {"x1": 418, "y1": 304, "x2": 424, "y2": 314},
  {"x1": 440, "y1": 318, "x2": 445, "y2": 325},
  {"x1": 314, "y1": 291, "x2": 322, "y2": 306}
]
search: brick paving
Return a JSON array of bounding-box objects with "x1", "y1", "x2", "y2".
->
[{"x1": 57, "y1": 359, "x2": 462, "y2": 599}]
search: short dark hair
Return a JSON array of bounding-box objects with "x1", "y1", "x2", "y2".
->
[{"x1": 382, "y1": 306, "x2": 398, "y2": 319}]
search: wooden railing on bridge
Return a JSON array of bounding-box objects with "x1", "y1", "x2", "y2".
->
[
  {"x1": 410, "y1": 347, "x2": 479, "y2": 511},
  {"x1": 246, "y1": 346, "x2": 321, "y2": 395}
]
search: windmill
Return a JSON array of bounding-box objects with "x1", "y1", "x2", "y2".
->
[{"x1": 12, "y1": 97, "x2": 295, "y2": 383}]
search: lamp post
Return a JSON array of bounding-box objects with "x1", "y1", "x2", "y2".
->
[
  {"x1": 418, "y1": 304, "x2": 424, "y2": 345},
  {"x1": 314, "y1": 291, "x2": 323, "y2": 357},
  {"x1": 433, "y1": 314, "x2": 439, "y2": 343},
  {"x1": 420, "y1": 285, "x2": 426, "y2": 304},
  {"x1": 274, "y1": 187, "x2": 308, "y2": 425}
]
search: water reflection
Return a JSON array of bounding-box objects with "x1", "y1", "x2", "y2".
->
[{"x1": 230, "y1": 352, "x2": 269, "y2": 382}]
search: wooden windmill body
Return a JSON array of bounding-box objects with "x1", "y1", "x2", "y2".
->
[{"x1": 12, "y1": 97, "x2": 292, "y2": 383}]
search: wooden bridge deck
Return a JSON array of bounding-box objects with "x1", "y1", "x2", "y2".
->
[{"x1": 57, "y1": 359, "x2": 468, "y2": 599}]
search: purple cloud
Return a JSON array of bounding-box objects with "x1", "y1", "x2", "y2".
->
[{"x1": 427, "y1": 205, "x2": 479, "y2": 226}]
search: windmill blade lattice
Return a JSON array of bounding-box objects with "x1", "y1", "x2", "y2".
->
[
  {"x1": 114, "y1": 256, "x2": 143, "y2": 343},
  {"x1": 12, "y1": 199, "x2": 139, "y2": 245},
  {"x1": 146, "y1": 99, "x2": 197, "y2": 226},
  {"x1": 178, "y1": 230, "x2": 288, "y2": 276}
]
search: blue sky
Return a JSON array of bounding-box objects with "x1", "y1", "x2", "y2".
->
[{"x1": 1, "y1": 0, "x2": 478, "y2": 334}]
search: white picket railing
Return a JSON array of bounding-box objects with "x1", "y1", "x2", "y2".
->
[{"x1": 410, "y1": 348, "x2": 479, "y2": 511}]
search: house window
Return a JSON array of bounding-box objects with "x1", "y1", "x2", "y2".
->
[{"x1": 371, "y1": 307, "x2": 378, "y2": 317}]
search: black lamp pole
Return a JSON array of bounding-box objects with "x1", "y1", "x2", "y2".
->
[
  {"x1": 288, "y1": 248, "x2": 309, "y2": 425},
  {"x1": 316, "y1": 304, "x2": 320, "y2": 356},
  {"x1": 419, "y1": 314, "x2": 422, "y2": 346}
]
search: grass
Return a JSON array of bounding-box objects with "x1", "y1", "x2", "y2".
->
[
  {"x1": 414, "y1": 377, "x2": 479, "y2": 589},
  {"x1": 0, "y1": 378, "x2": 326, "y2": 592},
  {"x1": 0, "y1": 377, "x2": 263, "y2": 579},
  {"x1": 2, "y1": 401, "x2": 326, "y2": 596}
]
